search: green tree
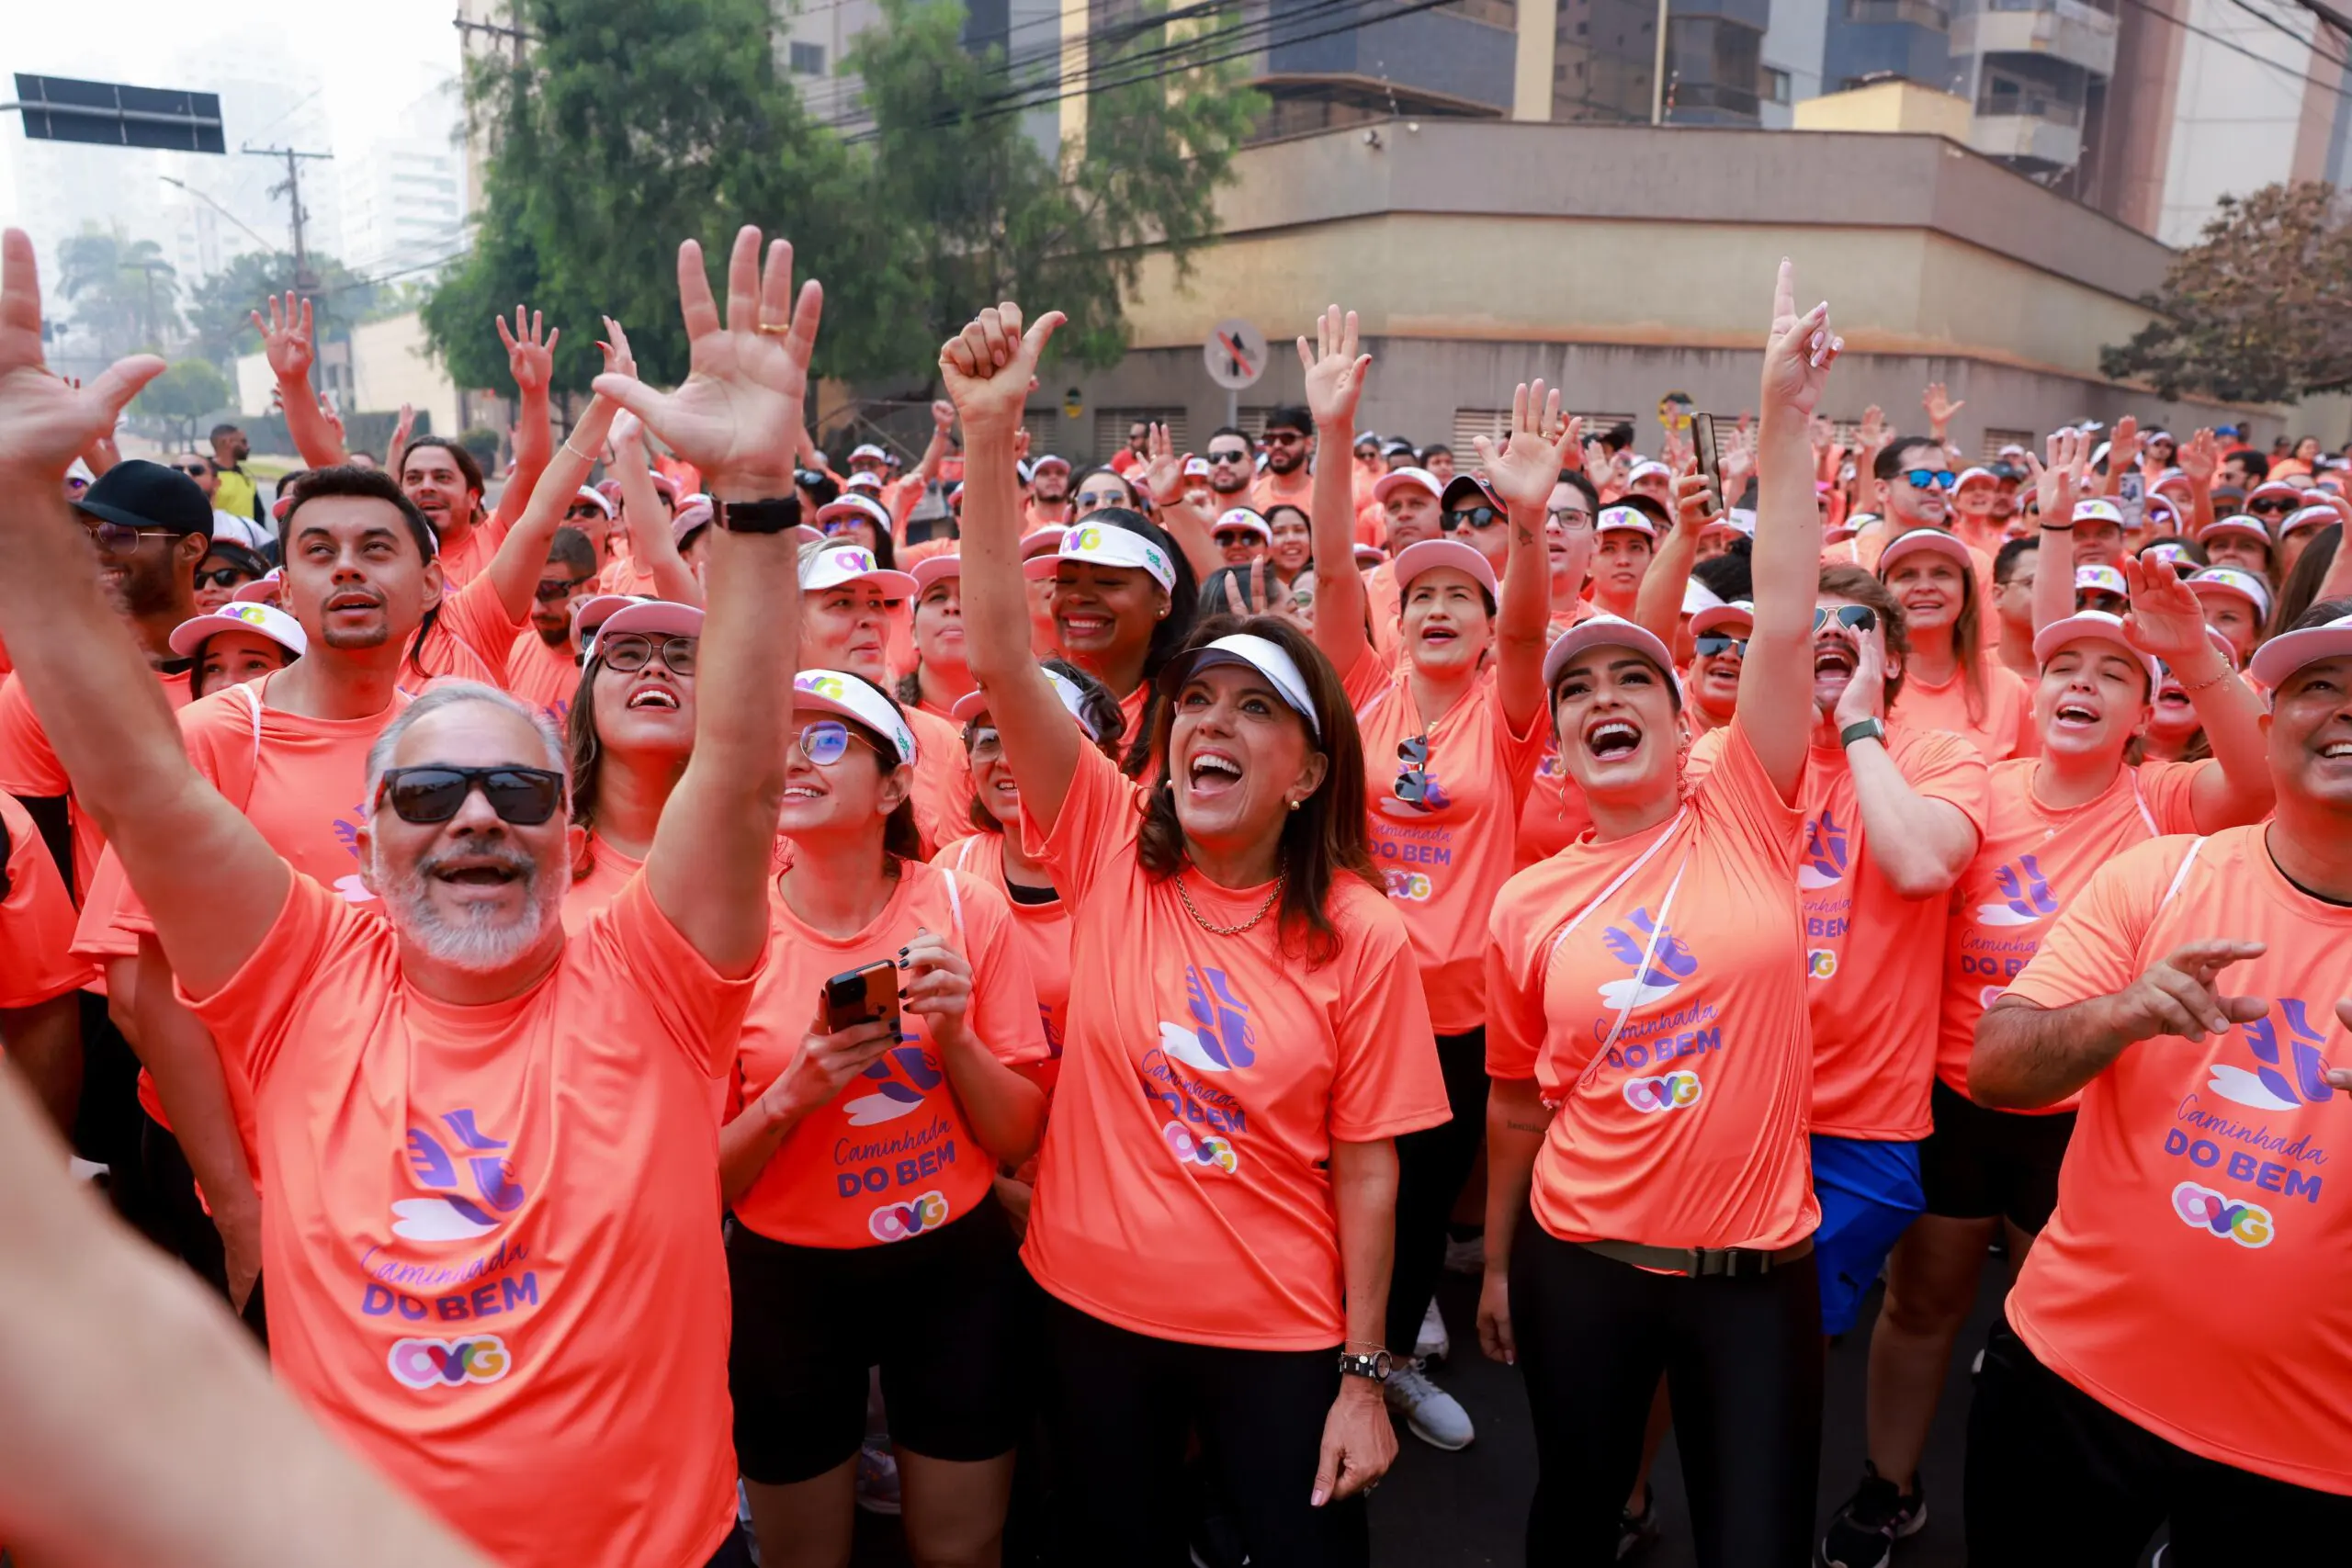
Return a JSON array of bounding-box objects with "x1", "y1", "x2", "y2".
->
[
  {"x1": 845, "y1": 0, "x2": 1261, "y2": 379},
  {"x1": 186, "y1": 250, "x2": 391, "y2": 371},
  {"x1": 426, "y1": 0, "x2": 885, "y2": 400},
  {"x1": 132, "y1": 359, "x2": 233, "y2": 445},
  {"x1": 2101, "y1": 182, "x2": 2352, "y2": 403},
  {"x1": 58, "y1": 227, "x2": 179, "y2": 357}
]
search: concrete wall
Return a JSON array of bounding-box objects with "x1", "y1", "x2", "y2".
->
[{"x1": 348, "y1": 312, "x2": 463, "y2": 444}]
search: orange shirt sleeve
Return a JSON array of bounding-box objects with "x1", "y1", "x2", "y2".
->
[
  {"x1": 0, "y1": 677, "x2": 68, "y2": 798},
  {"x1": 1019, "y1": 733, "x2": 1142, "y2": 909},
  {"x1": 1694, "y1": 717, "x2": 1806, "y2": 870},
  {"x1": 0, "y1": 791, "x2": 95, "y2": 1008},
  {"x1": 435, "y1": 574, "x2": 524, "y2": 686},
  {"x1": 176, "y1": 866, "x2": 343, "y2": 1089},
  {"x1": 2000, "y1": 837, "x2": 2188, "y2": 1015},
  {"x1": 1326, "y1": 890, "x2": 1448, "y2": 1141},
  {"x1": 1483, "y1": 909, "x2": 1549, "y2": 1081},
  {"x1": 578, "y1": 870, "x2": 766, "y2": 1079},
  {"x1": 1903, "y1": 728, "x2": 1994, "y2": 841},
  {"x1": 2007, "y1": 669, "x2": 2042, "y2": 760},
  {"x1": 2138, "y1": 759, "x2": 2210, "y2": 833}
]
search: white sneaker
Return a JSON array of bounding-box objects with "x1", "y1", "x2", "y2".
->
[
  {"x1": 1416, "y1": 1299, "x2": 1451, "y2": 1363},
  {"x1": 1442, "y1": 1233, "x2": 1485, "y2": 1275},
  {"x1": 1385, "y1": 1360, "x2": 1475, "y2": 1450}
]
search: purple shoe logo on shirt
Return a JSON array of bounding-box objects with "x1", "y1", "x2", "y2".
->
[{"x1": 392, "y1": 1110, "x2": 525, "y2": 1243}]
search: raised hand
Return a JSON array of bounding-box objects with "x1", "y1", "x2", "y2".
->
[
  {"x1": 0, "y1": 230, "x2": 164, "y2": 485},
  {"x1": 593, "y1": 227, "x2": 822, "y2": 497},
  {"x1": 594, "y1": 315, "x2": 636, "y2": 382},
  {"x1": 497, "y1": 305, "x2": 559, "y2": 396},
  {"x1": 938, "y1": 301, "x2": 1065, "y2": 434},
  {"x1": 1143, "y1": 422, "x2": 1184, "y2": 505},
  {"x1": 1668, "y1": 470, "x2": 1722, "y2": 538},
  {"x1": 1923, "y1": 381, "x2": 1965, "y2": 435},
  {"x1": 2120, "y1": 554, "x2": 2220, "y2": 664},
  {"x1": 2177, "y1": 427, "x2": 2219, "y2": 486},
  {"x1": 1856, "y1": 403, "x2": 1889, "y2": 458},
  {"x1": 1832, "y1": 620, "x2": 1890, "y2": 728},
  {"x1": 2027, "y1": 427, "x2": 2086, "y2": 524},
  {"x1": 317, "y1": 393, "x2": 345, "y2": 446},
  {"x1": 931, "y1": 397, "x2": 956, "y2": 434},
  {"x1": 386, "y1": 401, "x2": 415, "y2": 468},
  {"x1": 1760, "y1": 259, "x2": 1842, "y2": 421},
  {"x1": 1296, "y1": 304, "x2": 1372, "y2": 432},
  {"x1": 2106, "y1": 941, "x2": 2268, "y2": 1046},
  {"x1": 253, "y1": 291, "x2": 314, "y2": 382},
  {"x1": 1474, "y1": 380, "x2": 1580, "y2": 513},
  {"x1": 2107, "y1": 414, "x2": 2140, "y2": 484}
]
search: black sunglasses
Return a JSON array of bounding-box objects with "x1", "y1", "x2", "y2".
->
[
  {"x1": 1693, "y1": 634, "x2": 1748, "y2": 658},
  {"x1": 372, "y1": 765, "x2": 565, "y2": 826},
  {"x1": 535, "y1": 576, "x2": 593, "y2": 602},
  {"x1": 1206, "y1": 449, "x2": 1251, "y2": 465},
  {"x1": 195, "y1": 566, "x2": 252, "y2": 589},
  {"x1": 2246, "y1": 498, "x2": 2294, "y2": 514},
  {"x1": 1814, "y1": 604, "x2": 1878, "y2": 634},
  {"x1": 171, "y1": 462, "x2": 210, "y2": 477},
  {"x1": 1444, "y1": 505, "x2": 1502, "y2": 532},
  {"x1": 596, "y1": 632, "x2": 697, "y2": 675},
  {"x1": 1394, "y1": 736, "x2": 1444, "y2": 807}
]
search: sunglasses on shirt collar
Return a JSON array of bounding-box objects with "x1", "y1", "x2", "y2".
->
[
  {"x1": 1904, "y1": 469, "x2": 1958, "y2": 491},
  {"x1": 373, "y1": 766, "x2": 565, "y2": 826}
]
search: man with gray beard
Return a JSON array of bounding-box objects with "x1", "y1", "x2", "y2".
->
[{"x1": 0, "y1": 222, "x2": 813, "y2": 1568}]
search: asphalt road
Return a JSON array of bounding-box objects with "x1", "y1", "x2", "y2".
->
[{"x1": 842, "y1": 1257, "x2": 2093, "y2": 1568}]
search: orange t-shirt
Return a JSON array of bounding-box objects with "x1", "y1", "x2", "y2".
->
[
  {"x1": 1515, "y1": 739, "x2": 1594, "y2": 869},
  {"x1": 1017, "y1": 740, "x2": 1449, "y2": 1348},
  {"x1": 1251, "y1": 469, "x2": 1314, "y2": 521},
  {"x1": 1691, "y1": 722, "x2": 1991, "y2": 1140},
  {"x1": 1892, "y1": 661, "x2": 2040, "y2": 764},
  {"x1": 432, "y1": 513, "x2": 510, "y2": 590},
  {"x1": 938, "y1": 833, "x2": 1074, "y2": 1098},
  {"x1": 2001, "y1": 827, "x2": 2352, "y2": 1495},
  {"x1": 409, "y1": 574, "x2": 517, "y2": 694},
  {"x1": 1343, "y1": 657, "x2": 1548, "y2": 1032},
  {"x1": 1486, "y1": 718, "x2": 1819, "y2": 1250},
  {"x1": 1362, "y1": 559, "x2": 1406, "y2": 668},
  {"x1": 0, "y1": 666, "x2": 193, "y2": 902},
  {"x1": 181, "y1": 869, "x2": 752, "y2": 1568},
  {"x1": 503, "y1": 629, "x2": 580, "y2": 726},
  {"x1": 731, "y1": 859, "x2": 1046, "y2": 1249},
  {"x1": 906, "y1": 705, "x2": 976, "y2": 856},
  {"x1": 0, "y1": 788, "x2": 93, "y2": 1011},
  {"x1": 1939, "y1": 758, "x2": 2204, "y2": 1109},
  {"x1": 560, "y1": 840, "x2": 643, "y2": 933}
]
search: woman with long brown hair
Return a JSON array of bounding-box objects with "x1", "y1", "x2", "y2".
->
[{"x1": 1881, "y1": 527, "x2": 2039, "y2": 761}]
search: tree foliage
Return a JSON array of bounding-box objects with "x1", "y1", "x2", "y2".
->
[
  {"x1": 2101, "y1": 182, "x2": 2352, "y2": 403},
  {"x1": 132, "y1": 359, "x2": 233, "y2": 443},
  {"x1": 57, "y1": 228, "x2": 178, "y2": 358},
  {"x1": 184, "y1": 250, "x2": 394, "y2": 371},
  {"x1": 429, "y1": 0, "x2": 1260, "y2": 397}
]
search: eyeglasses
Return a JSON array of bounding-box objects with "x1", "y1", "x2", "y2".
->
[
  {"x1": 789, "y1": 720, "x2": 887, "y2": 768},
  {"x1": 1546, "y1": 508, "x2": 1591, "y2": 528},
  {"x1": 1814, "y1": 604, "x2": 1878, "y2": 634},
  {"x1": 1904, "y1": 469, "x2": 1958, "y2": 491},
  {"x1": 820, "y1": 516, "x2": 873, "y2": 536},
  {"x1": 373, "y1": 765, "x2": 565, "y2": 826},
  {"x1": 79, "y1": 521, "x2": 177, "y2": 558},
  {"x1": 967, "y1": 725, "x2": 1003, "y2": 760},
  {"x1": 2246, "y1": 498, "x2": 2295, "y2": 515},
  {"x1": 170, "y1": 462, "x2": 210, "y2": 477},
  {"x1": 1215, "y1": 531, "x2": 1261, "y2": 548},
  {"x1": 1206, "y1": 449, "x2": 1251, "y2": 465},
  {"x1": 195, "y1": 566, "x2": 253, "y2": 589},
  {"x1": 596, "y1": 632, "x2": 697, "y2": 675},
  {"x1": 534, "y1": 576, "x2": 593, "y2": 602},
  {"x1": 1445, "y1": 505, "x2": 1502, "y2": 532},
  {"x1": 1693, "y1": 634, "x2": 1749, "y2": 659}
]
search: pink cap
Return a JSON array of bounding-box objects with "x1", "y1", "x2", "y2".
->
[
  {"x1": 1372, "y1": 467, "x2": 1442, "y2": 505},
  {"x1": 910, "y1": 554, "x2": 961, "y2": 595},
  {"x1": 1391, "y1": 539, "x2": 1498, "y2": 596},
  {"x1": 1876, "y1": 527, "x2": 1974, "y2": 574}
]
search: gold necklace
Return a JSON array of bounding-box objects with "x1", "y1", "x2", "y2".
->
[{"x1": 1175, "y1": 869, "x2": 1285, "y2": 936}]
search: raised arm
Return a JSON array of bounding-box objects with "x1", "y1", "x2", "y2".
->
[
  {"x1": 1742, "y1": 259, "x2": 1838, "y2": 799},
  {"x1": 594, "y1": 230, "x2": 812, "y2": 977},
  {"x1": 0, "y1": 231, "x2": 288, "y2": 998},
  {"x1": 2029, "y1": 431, "x2": 2084, "y2": 633},
  {"x1": 1833, "y1": 636, "x2": 1981, "y2": 898},
  {"x1": 2117, "y1": 556, "x2": 2275, "y2": 830},
  {"x1": 2176, "y1": 428, "x2": 2219, "y2": 535},
  {"x1": 608, "y1": 409, "x2": 701, "y2": 604},
  {"x1": 489, "y1": 306, "x2": 559, "y2": 532},
  {"x1": 254, "y1": 292, "x2": 345, "y2": 468},
  {"x1": 1634, "y1": 472, "x2": 1718, "y2": 648},
  {"x1": 478, "y1": 320, "x2": 637, "y2": 624},
  {"x1": 1299, "y1": 305, "x2": 1374, "y2": 681},
  {"x1": 1140, "y1": 422, "x2": 1219, "y2": 581},
  {"x1": 1475, "y1": 383, "x2": 1580, "y2": 733},
  {"x1": 893, "y1": 399, "x2": 956, "y2": 547},
  {"x1": 942, "y1": 303, "x2": 1084, "y2": 833}
]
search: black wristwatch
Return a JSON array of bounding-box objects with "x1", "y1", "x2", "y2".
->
[
  {"x1": 1338, "y1": 1348, "x2": 1393, "y2": 1384},
  {"x1": 714, "y1": 495, "x2": 803, "y2": 535},
  {"x1": 1839, "y1": 717, "x2": 1887, "y2": 750}
]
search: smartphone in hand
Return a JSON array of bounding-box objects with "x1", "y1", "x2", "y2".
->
[
  {"x1": 818, "y1": 960, "x2": 902, "y2": 1038},
  {"x1": 1692, "y1": 412, "x2": 1722, "y2": 513}
]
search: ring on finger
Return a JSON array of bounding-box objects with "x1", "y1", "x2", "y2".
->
[{"x1": 756, "y1": 321, "x2": 792, "y2": 335}]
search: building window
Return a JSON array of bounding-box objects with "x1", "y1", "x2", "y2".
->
[
  {"x1": 789, "y1": 41, "x2": 826, "y2": 76},
  {"x1": 1763, "y1": 66, "x2": 1791, "y2": 104}
]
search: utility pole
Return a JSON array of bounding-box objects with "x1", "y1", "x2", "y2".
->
[
  {"x1": 243, "y1": 143, "x2": 334, "y2": 299},
  {"x1": 452, "y1": 0, "x2": 533, "y2": 65}
]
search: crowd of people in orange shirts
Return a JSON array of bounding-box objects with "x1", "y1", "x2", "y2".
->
[{"x1": 1, "y1": 224, "x2": 2348, "y2": 1568}]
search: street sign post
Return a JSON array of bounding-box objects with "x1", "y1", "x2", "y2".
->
[
  {"x1": 10, "y1": 73, "x2": 225, "y2": 153},
  {"x1": 1204, "y1": 318, "x2": 1267, "y2": 430}
]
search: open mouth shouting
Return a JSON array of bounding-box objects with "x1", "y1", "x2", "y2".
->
[
  {"x1": 1583, "y1": 716, "x2": 1644, "y2": 763},
  {"x1": 1187, "y1": 746, "x2": 1245, "y2": 798},
  {"x1": 623, "y1": 682, "x2": 679, "y2": 712},
  {"x1": 423, "y1": 848, "x2": 533, "y2": 902},
  {"x1": 2052, "y1": 696, "x2": 2102, "y2": 732}
]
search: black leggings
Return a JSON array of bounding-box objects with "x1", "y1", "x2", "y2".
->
[
  {"x1": 1384, "y1": 1026, "x2": 1486, "y2": 1354},
  {"x1": 1510, "y1": 1215, "x2": 1823, "y2": 1568},
  {"x1": 1038, "y1": 1292, "x2": 1369, "y2": 1568},
  {"x1": 1965, "y1": 1316, "x2": 2352, "y2": 1564}
]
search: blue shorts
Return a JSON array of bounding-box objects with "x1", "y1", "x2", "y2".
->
[{"x1": 1809, "y1": 1134, "x2": 1925, "y2": 1336}]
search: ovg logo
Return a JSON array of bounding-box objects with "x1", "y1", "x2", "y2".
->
[
  {"x1": 1385, "y1": 868, "x2": 1433, "y2": 902},
  {"x1": 394, "y1": 1110, "x2": 526, "y2": 1243},
  {"x1": 797, "y1": 671, "x2": 850, "y2": 700},
  {"x1": 1164, "y1": 1121, "x2": 1239, "y2": 1173},
  {"x1": 1623, "y1": 1072, "x2": 1702, "y2": 1112},
  {"x1": 227, "y1": 603, "x2": 273, "y2": 627},
  {"x1": 2172, "y1": 1181, "x2": 2275, "y2": 1248},
  {"x1": 1598, "y1": 908, "x2": 1698, "y2": 1010},
  {"x1": 2205, "y1": 999, "x2": 2335, "y2": 1111},
  {"x1": 838, "y1": 547, "x2": 876, "y2": 572},
  {"x1": 1977, "y1": 855, "x2": 2058, "y2": 927},
  {"x1": 388, "y1": 1336, "x2": 512, "y2": 1390},
  {"x1": 1798, "y1": 809, "x2": 1849, "y2": 889},
  {"x1": 1071, "y1": 526, "x2": 1106, "y2": 552},
  {"x1": 1157, "y1": 965, "x2": 1257, "y2": 1074},
  {"x1": 1807, "y1": 948, "x2": 1838, "y2": 981},
  {"x1": 869, "y1": 1190, "x2": 950, "y2": 1243}
]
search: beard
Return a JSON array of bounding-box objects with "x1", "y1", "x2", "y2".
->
[
  {"x1": 112, "y1": 552, "x2": 188, "y2": 619},
  {"x1": 372, "y1": 839, "x2": 564, "y2": 974}
]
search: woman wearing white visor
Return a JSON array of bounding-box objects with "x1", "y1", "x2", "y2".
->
[
  {"x1": 944, "y1": 299, "x2": 1449, "y2": 1567},
  {"x1": 1299, "y1": 305, "x2": 1557, "y2": 1455},
  {"x1": 168, "y1": 602, "x2": 307, "y2": 700},
  {"x1": 1022, "y1": 509, "x2": 1200, "y2": 770},
  {"x1": 1481, "y1": 263, "x2": 1838, "y2": 1567},
  {"x1": 800, "y1": 540, "x2": 970, "y2": 853},
  {"x1": 2185, "y1": 565, "x2": 2269, "y2": 667}
]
